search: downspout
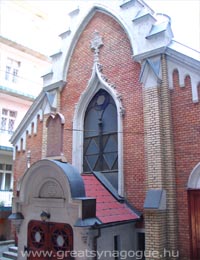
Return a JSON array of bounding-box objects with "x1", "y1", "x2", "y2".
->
[{"x1": 92, "y1": 224, "x2": 101, "y2": 260}]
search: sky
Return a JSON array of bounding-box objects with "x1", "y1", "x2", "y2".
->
[
  {"x1": 147, "y1": 0, "x2": 200, "y2": 51},
  {"x1": 1, "y1": 0, "x2": 200, "y2": 55}
]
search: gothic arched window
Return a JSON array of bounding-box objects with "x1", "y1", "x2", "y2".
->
[{"x1": 83, "y1": 89, "x2": 118, "y2": 180}]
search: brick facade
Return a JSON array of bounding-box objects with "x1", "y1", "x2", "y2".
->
[
  {"x1": 60, "y1": 12, "x2": 145, "y2": 212},
  {"x1": 10, "y1": 3, "x2": 200, "y2": 259},
  {"x1": 143, "y1": 55, "x2": 179, "y2": 259},
  {"x1": 171, "y1": 70, "x2": 200, "y2": 259},
  {"x1": 14, "y1": 117, "x2": 43, "y2": 195}
]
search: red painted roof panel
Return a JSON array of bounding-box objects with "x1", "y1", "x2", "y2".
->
[{"x1": 82, "y1": 174, "x2": 139, "y2": 224}]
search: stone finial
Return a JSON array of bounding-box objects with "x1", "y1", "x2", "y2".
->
[{"x1": 90, "y1": 31, "x2": 103, "y2": 62}]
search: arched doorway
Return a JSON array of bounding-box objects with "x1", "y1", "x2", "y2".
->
[{"x1": 188, "y1": 163, "x2": 200, "y2": 260}]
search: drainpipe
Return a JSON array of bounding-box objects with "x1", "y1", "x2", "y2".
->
[{"x1": 92, "y1": 224, "x2": 101, "y2": 260}]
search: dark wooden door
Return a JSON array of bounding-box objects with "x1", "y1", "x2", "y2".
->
[
  {"x1": 27, "y1": 220, "x2": 73, "y2": 260},
  {"x1": 189, "y1": 190, "x2": 200, "y2": 260}
]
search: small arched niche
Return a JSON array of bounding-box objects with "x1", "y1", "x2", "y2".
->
[{"x1": 46, "y1": 113, "x2": 65, "y2": 158}]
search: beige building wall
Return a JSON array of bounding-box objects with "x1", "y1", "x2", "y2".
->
[{"x1": 0, "y1": 37, "x2": 50, "y2": 222}]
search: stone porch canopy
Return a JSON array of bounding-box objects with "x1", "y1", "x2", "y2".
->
[{"x1": 15, "y1": 159, "x2": 140, "y2": 227}]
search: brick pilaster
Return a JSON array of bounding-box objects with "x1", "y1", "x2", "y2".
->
[
  {"x1": 160, "y1": 54, "x2": 178, "y2": 255},
  {"x1": 145, "y1": 212, "x2": 167, "y2": 259},
  {"x1": 143, "y1": 86, "x2": 164, "y2": 189},
  {"x1": 143, "y1": 54, "x2": 178, "y2": 260},
  {"x1": 143, "y1": 84, "x2": 167, "y2": 260}
]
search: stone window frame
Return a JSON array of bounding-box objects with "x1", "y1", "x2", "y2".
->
[{"x1": 72, "y1": 63, "x2": 124, "y2": 197}]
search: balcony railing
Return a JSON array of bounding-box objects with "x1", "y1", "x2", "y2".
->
[{"x1": 0, "y1": 190, "x2": 13, "y2": 207}]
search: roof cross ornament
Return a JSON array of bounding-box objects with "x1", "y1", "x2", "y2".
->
[{"x1": 90, "y1": 30, "x2": 103, "y2": 62}]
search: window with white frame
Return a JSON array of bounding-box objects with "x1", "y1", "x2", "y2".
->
[
  {"x1": 0, "y1": 164, "x2": 13, "y2": 190},
  {"x1": 5, "y1": 58, "x2": 21, "y2": 83},
  {"x1": 0, "y1": 108, "x2": 17, "y2": 134}
]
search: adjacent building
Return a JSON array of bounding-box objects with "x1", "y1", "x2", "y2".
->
[
  {"x1": 9, "y1": 0, "x2": 200, "y2": 259},
  {"x1": 0, "y1": 36, "x2": 49, "y2": 240},
  {"x1": 0, "y1": 0, "x2": 50, "y2": 241}
]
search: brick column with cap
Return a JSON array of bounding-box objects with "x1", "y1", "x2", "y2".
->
[{"x1": 143, "y1": 54, "x2": 178, "y2": 259}]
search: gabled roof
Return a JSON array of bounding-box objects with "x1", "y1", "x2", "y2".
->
[
  {"x1": 10, "y1": 0, "x2": 200, "y2": 150},
  {"x1": 82, "y1": 174, "x2": 140, "y2": 224}
]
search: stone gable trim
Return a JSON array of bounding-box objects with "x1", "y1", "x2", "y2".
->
[
  {"x1": 42, "y1": 1, "x2": 173, "y2": 88},
  {"x1": 10, "y1": 84, "x2": 63, "y2": 156}
]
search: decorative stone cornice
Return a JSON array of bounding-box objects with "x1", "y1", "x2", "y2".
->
[{"x1": 94, "y1": 62, "x2": 125, "y2": 116}]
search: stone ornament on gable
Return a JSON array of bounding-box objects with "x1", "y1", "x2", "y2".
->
[
  {"x1": 90, "y1": 31, "x2": 125, "y2": 117},
  {"x1": 90, "y1": 30, "x2": 104, "y2": 62}
]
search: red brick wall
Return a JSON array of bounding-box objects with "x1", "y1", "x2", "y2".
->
[
  {"x1": 12, "y1": 10, "x2": 199, "y2": 259},
  {"x1": 60, "y1": 12, "x2": 145, "y2": 211},
  {"x1": 13, "y1": 118, "x2": 43, "y2": 194},
  {"x1": 46, "y1": 115, "x2": 63, "y2": 157},
  {"x1": 171, "y1": 70, "x2": 200, "y2": 258}
]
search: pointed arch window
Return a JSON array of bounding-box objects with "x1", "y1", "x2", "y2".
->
[{"x1": 83, "y1": 89, "x2": 118, "y2": 175}]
